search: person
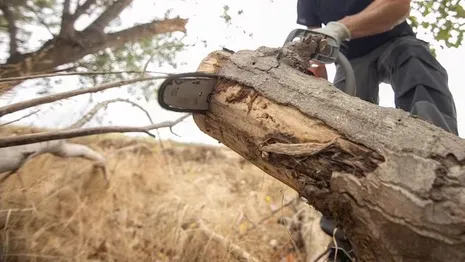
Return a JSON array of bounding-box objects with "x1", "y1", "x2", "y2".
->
[
  {"x1": 297, "y1": 0, "x2": 458, "y2": 136},
  {"x1": 296, "y1": 0, "x2": 459, "y2": 261}
]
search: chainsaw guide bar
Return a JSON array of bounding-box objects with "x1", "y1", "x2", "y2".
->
[{"x1": 157, "y1": 72, "x2": 219, "y2": 113}]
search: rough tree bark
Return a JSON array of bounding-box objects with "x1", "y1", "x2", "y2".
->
[{"x1": 191, "y1": 46, "x2": 465, "y2": 262}]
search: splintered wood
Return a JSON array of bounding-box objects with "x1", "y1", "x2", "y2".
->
[{"x1": 191, "y1": 47, "x2": 465, "y2": 262}]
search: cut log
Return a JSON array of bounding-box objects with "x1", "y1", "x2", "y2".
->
[{"x1": 191, "y1": 46, "x2": 465, "y2": 262}]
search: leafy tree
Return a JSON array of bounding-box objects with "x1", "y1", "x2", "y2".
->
[
  {"x1": 0, "y1": 0, "x2": 188, "y2": 93},
  {"x1": 409, "y1": 0, "x2": 465, "y2": 55}
]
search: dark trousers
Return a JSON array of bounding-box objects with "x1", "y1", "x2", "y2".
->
[{"x1": 333, "y1": 36, "x2": 458, "y2": 135}]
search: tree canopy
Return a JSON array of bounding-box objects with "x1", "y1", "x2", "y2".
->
[
  {"x1": 409, "y1": 0, "x2": 465, "y2": 55},
  {"x1": 0, "y1": 0, "x2": 188, "y2": 94}
]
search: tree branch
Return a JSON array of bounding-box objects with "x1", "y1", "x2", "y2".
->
[
  {"x1": 0, "y1": 70, "x2": 170, "y2": 83},
  {"x1": 0, "y1": 75, "x2": 165, "y2": 118},
  {"x1": 103, "y1": 18, "x2": 188, "y2": 49},
  {"x1": 23, "y1": 4, "x2": 56, "y2": 38},
  {"x1": 71, "y1": 0, "x2": 97, "y2": 21},
  {"x1": 0, "y1": 4, "x2": 18, "y2": 56},
  {"x1": 69, "y1": 98, "x2": 154, "y2": 128},
  {"x1": 0, "y1": 139, "x2": 109, "y2": 185},
  {"x1": 62, "y1": 0, "x2": 71, "y2": 17},
  {"x1": 0, "y1": 17, "x2": 187, "y2": 96},
  {"x1": 83, "y1": 0, "x2": 133, "y2": 34},
  {"x1": 59, "y1": 0, "x2": 73, "y2": 36},
  {"x1": 0, "y1": 114, "x2": 190, "y2": 148},
  {"x1": 0, "y1": 109, "x2": 40, "y2": 127}
]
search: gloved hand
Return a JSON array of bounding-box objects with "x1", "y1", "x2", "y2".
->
[{"x1": 312, "y1": 21, "x2": 352, "y2": 46}]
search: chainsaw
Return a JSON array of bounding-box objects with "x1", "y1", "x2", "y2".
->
[{"x1": 157, "y1": 29, "x2": 356, "y2": 113}]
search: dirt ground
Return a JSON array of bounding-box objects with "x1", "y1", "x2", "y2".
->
[{"x1": 0, "y1": 126, "x2": 326, "y2": 262}]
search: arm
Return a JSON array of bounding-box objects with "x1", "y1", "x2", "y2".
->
[{"x1": 339, "y1": 0, "x2": 411, "y2": 39}]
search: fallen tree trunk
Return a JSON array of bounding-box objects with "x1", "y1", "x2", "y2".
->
[{"x1": 191, "y1": 46, "x2": 465, "y2": 262}]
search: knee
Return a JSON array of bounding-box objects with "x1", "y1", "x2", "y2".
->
[
  {"x1": 390, "y1": 40, "x2": 453, "y2": 100},
  {"x1": 397, "y1": 41, "x2": 448, "y2": 78},
  {"x1": 411, "y1": 101, "x2": 458, "y2": 135}
]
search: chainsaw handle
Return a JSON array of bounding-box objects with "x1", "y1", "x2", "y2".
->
[
  {"x1": 335, "y1": 53, "x2": 356, "y2": 97},
  {"x1": 283, "y1": 28, "x2": 309, "y2": 45}
]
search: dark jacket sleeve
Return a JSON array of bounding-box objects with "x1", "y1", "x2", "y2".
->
[{"x1": 296, "y1": 0, "x2": 321, "y2": 27}]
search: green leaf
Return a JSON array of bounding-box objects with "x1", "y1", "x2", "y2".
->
[
  {"x1": 456, "y1": 5, "x2": 465, "y2": 18},
  {"x1": 437, "y1": 28, "x2": 450, "y2": 41},
  {"x1": 410, "y1": 0, "x2": 465, "y2": 51}
]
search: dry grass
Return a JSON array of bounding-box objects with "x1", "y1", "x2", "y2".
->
[{"x1": 0, "y1": 125, "x2": 316, "y2": 262}]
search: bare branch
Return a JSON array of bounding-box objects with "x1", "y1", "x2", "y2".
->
[
  {"x1": 59, "y1": 0, "x2": 73, "y2": 36},
  {"x1": 141, "y1": 53, "x2": 157, "y2": 76},
  {"x1": 71, "y1": 0, "x2": 97, "y2": 21},
  {"x1": 0, "y1": 109, "x2": 40, "y2": 127},
  {"x1": 0, "y1": 140, "x2": 108, "y2": 185},
  {"x1": 0, "y1": 114, "x2": 190, "y2": 148},
  {"x1": 69, "y1": 98, "x2": 154, "y2": 128},
  {"x1": 23, "y1": 4, "x2": 56, "y2": 37},
  {"x1": 0, "y1": 4, "x2": 18, "y2": 55},
  {"x1": 63, "y1": 0, "x2": 71, "y2": 17},
  {"x1": 0, "y1": 150, "x2": 38, "y2": 185},
  {"x1": 0, "y1": 70, "x2": 171, "y2": 83},
  {"x1": 84, "y1": 0, "x2": 133, "y2": 34},
  {"x1": 0, "y1": 75, "x2": 165, "y2": 118}
]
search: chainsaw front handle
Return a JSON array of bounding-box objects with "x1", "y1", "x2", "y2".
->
[{"x1": 335, "y1": 51, "x2": 356, "y2": 97}]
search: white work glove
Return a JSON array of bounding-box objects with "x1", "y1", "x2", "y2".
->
[{"x1": 312, "y1": 21, "x2": 352, "y2": 46}]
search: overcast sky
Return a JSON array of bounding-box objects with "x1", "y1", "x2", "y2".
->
[{"x1": 1, "y1": 0, "x2": 464, "y2": 145}]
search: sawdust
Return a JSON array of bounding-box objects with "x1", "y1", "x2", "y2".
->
[
  {"x1": 225, "y1": 86, "x2": 252, "y2": 104},
  {"x1": 213, "y1": 78, "x2": 237, "y2": 95},
  {"x1": 278, "y1": 33, "x2": 328, "y2": 74}
]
